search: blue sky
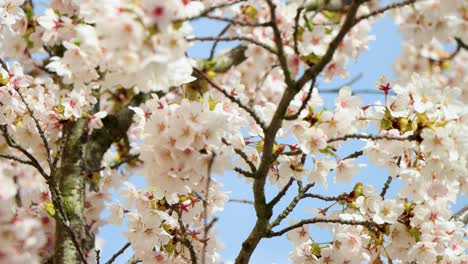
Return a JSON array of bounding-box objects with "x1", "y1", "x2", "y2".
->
[
  {"x1": 98, "y1": 14, "x2": 467, "y2": 263},
  {"x1": 30, "y1": 1, "x2": 466, "y2": 263}
]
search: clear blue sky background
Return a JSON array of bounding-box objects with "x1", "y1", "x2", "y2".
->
[{"x1": 31, "y1": 1, "x2": 466, "y2": 263}]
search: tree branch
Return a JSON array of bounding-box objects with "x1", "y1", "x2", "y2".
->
[
  {"x1": 265, "y1": 0, "x2": 294, "y2": 87},
  {"x1": 327, "y1": 133, "x2": 417, "y2": 143},
  {"x1": 202, "y1": 153, "x2": 216, "y2": 264},
  {"x1": 177, "y1": 212, "x2": 198, "y2": 264},
  {"x1": 296, "y1": 0, "x2": 363, "y2": 90},
  {"x1": 209, "y1": 23, "x2": 232, "y2": 60},
  {"x1": 0, "y1": 153, "x2": 34, "y2": 166},
  {"x1": 451, "y1": 205, "x2": 468, "y2": 224},
  {"x1": 380, "y1": 175, "x2": 393, "y2": 198},
  {"x1": 0, "y1": 125, "x2": 49, "y2": 179},
  {"x1": 187, "y1": 36, "x2": 277, "y2": 55},
  {"x1": 105, "y1": 243, "x2": 131, "y2": 264},
  {"x1": 284, "y1": 78, "x2": 316, "y2": 120},
  {"x1": 268, "y1": 217, "x2": 380, "y2": 237},
  {"x1": 267, "y1": 178, "x2": 294, "y2": 208},
  {"x1": 355, "y1": 0, "x2": 418, "y2": 22},
  {"x1": 175, "y1": 0, "x2": 246, "y2": 22},
  {"x1": 302, "y1": 193, "x2": 343, "y2": 202},
  {"x1": 268, "y1": 182, "x2": 315, "y2": 230},
  {"x1": 193, "y1": 67, "x2": 267, "y2": 131},
  {"x1": 229, "y1": 199, "x2": 254, "y2": 205},
  {"x1": 204, "y1": 15, "x2": 270, "y2": 27},
  {"x1": 13, "y1": 87, "x2": 53, "y2": 171}
]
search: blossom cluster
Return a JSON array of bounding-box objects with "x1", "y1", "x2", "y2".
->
[
  {"x1": 0, "y1": 0, "x2": 466, "y2": 263},
  {"x1": 287, "y1": 74, "x2": 467, "y2": 263}
]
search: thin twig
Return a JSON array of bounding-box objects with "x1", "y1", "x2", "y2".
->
[
  {"x1": 204, "y1": 15, "x2": 270, "y2": 27},
  {"x1": 209, "y1": 23, "x2": 232, "y2": 60},
  {"x1": 175, "y1": 0, "x2": 246, "y2": 22},
  {"x1": 268, "y1": 182, "x2": 314, "y2": 229},
  {"x1": 229, "y1": 199, "x2": 254, "y2": 205},
  {"x1": 327, "y1": 133, "x2": 417, "y2": 143},
  {"x1": 455, "y1": 37, "x2": 468, "y2": 50},
  {"x1": 380, "y1": 175, "x2": 393, "y2": 198},
  {"x1": 177, "y1": 212, "x2": 198, "y2": 264},
  {"x1": 343, "y1": 150, "x2": 364, "y2": 160},
  {"x1": 249, "y1": 64, "x2": 279, "y2": 108},
  {"x1": 234, "y1": 167, "x2": 255, "y2": 178},
  {"x1": 96, "y1": 249, "x2": 101, "y2": 264},
  {"x1": 302, "y1": 193, "x2": 343, "y2": 202},
  {"x1": 125, "y1": 256, "x2": 141, "y2": 264},
  {"x1": 105, "y1": 243, "x2": 131, "y2": 264},
  {"x1": 450, "y1": 205, "x2": 468, "y2": 224},
  {"x1": 265, "y1": 0, "x2": 294, "y2": 87},
  {"x1": 202, "y1": 153, "x2": 216, "y2": 264},
  {"x1": 268, "y1": 217, "x2": 380, "y2": 237},
  {"x1": 295, "y1": 0, "x2": 363, "y2": 89},
  {"x1": 0, "y1": 125, "x2": 49, "y2": 178},
  {"x1": 222, "y1": 138, "x2": 257, "y2": 173},
  {"x1": 187, "y1": 36, "x2": 277, "y2": 55},
  {"x1": 0, "y1": 153, "x2": 34, "y2": 165},
  {"x1": 356, "y1": 0, "x2": 419, "y2": 22},
  {"x1": 293, "y1": 7, "x2": 304, "y2": 55},
  {"x1": 13, "y1": 87, "x2": 53, "y2": 172},
  {"x1": 429, "y1": 37, "x2": 467, "y2": 63},
  {"x1": 268, "y1": 178, "x2": 294, "y2": 207},
  {"x1": 284, "y1": 78, "x2": 316, "y2": 120},
  {"x1": 193, "y1": 67, "x2": 267, "y2": 131},
  {"x1": 92, "y1": 154, "x2": 140, "y2": 172},
  {"x1": 320, "y1": 89, "x2": 382, "y2": 94},
  {"x1": 322, "y1": 73, "x2": 363, "y2": 91}
]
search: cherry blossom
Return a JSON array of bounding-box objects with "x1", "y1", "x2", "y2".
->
[{"x1": 0, "y1": 0, "x2": 466, "y2": 263}]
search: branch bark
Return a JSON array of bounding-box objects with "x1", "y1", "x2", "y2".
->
[{"x1": 54, "y1": 119, "x2": 88, "y2": 264}]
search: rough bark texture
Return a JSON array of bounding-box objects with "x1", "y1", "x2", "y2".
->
[
  {"x1": 51, "y1": 46, "x2": 248, "y2": 263},
  {"x1": 54, "y1": 119, "x2": 87, "y2": 264}
]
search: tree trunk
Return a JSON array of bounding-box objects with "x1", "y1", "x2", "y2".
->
[{"x1": 54, "y1": 119, "x2": 87, "y2": 264}]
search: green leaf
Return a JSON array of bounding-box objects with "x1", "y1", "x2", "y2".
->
[
  {"x1": 303, "y1": 14, "x2": 314, "y2": 32},
  {"x1": 42, "y1": 202, "x2": 56, "y2": 216},
  {"x1": 300, "y1": 52, "x2": 322, "y2": 66},
  {"x1": 310, "y1": 242, "x2": 321, "y2": 256},
  {"x1": 322, "y1": 10, "x2": 341, "y2": 22},
  {"x1": 380, "y1": 118, "x2": 392, "y2": 130}
]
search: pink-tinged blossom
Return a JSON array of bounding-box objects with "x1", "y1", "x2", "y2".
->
[
  {"x1": 87, "y1": 111, "x2": 107, "y2": 133},
  {"x1": 335, "y1": 159, "x2": 364, "y2": 183},
  {"x1": 0, "y1": 0, "x2": 25, "y2": 27}
]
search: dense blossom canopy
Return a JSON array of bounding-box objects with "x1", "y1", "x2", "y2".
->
[{"x1": 0, "y1": 0, "x2": 466, "y2": 263}]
